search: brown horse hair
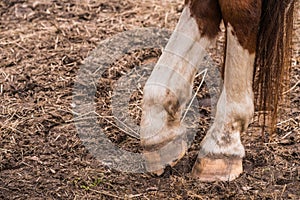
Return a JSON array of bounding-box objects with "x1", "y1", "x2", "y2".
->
[
  {"x1": 184, "y1": 0, "x2": 295, "y2": 135},
  {"x1": 253, "y1": 0, "x2": 295, "y2": 136}
]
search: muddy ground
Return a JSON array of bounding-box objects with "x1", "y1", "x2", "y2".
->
[{"x1": 0, "y1": 0, "x2": 299, "y2": 199}]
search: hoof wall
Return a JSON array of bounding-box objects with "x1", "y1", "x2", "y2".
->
[
  {"x1": 192, "y1": 156, "x2": 243, "y2": 182},
  {"x1": 143, "y1": 137, "x2": 187, "y2": 175}
]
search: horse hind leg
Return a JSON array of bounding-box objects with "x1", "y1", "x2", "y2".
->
[
  {"x1": 141, "y1": 0, "x2": 221, "y2": 175},
  {"x1": 192, "y1": 0, "x2": 262, "y2": 181}
]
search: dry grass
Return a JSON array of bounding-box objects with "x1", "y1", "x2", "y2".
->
[{"x1": 0, "y1": 0, "x2": 299, "y2": 199}]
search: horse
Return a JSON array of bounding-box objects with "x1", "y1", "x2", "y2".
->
[{"x1": 140, "y1": 0, "x2": 295, "y2": 181}]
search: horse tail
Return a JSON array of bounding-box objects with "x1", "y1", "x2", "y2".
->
[{"x1": 253, "y1": 0, "x2": 295, "y2": 135}]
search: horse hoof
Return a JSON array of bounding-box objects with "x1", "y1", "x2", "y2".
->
[
  {"x1": 192, "y1": 156, "x2": 243, "y2": 182},
  {"x1": 143, "y1": 136, "x2": 188, "y2": 175}
]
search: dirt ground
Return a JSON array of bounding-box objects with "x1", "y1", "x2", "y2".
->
[{"x1": 0, "y1": 0, "x2": 299, "y2": 199}]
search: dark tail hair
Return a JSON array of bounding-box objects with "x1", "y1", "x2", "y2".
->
[{"x1": 253, "y1": 0, "x2": 295, "y2": 134}]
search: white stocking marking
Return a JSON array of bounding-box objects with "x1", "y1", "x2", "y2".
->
[
  {"x1": 141, "y1": 6, "x2": 215, "y2": 144},
  {"x1": 199, "y1": 23, "x2": 255, "y2": 158}
]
